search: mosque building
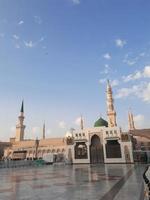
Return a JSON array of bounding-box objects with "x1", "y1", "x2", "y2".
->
[
  {"x1": 128, "y1": 111, "x2": 150, "y2": 162},
  {"x1": 4, "y1": 81, "x2": 135, "y2": 163}
]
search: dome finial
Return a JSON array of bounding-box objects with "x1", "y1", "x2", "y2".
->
[
  {"x1": 99, "y1": 113, "x2": 102, "y2": 118},
  {"x1": 107, "y1": 79, "x2": 110, "y2": 84},
  {"x1": 21, "y1": 100, "x2": 24, "y2": 113}
]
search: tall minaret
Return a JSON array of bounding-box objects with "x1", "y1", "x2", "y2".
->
[
  {"x1": 80, "y1": 115, "x2": 84, "y2": 130},
  {"x1": 106, "y1": 80, "x2": 117, "y2": 127},
  {"x1": 128, "y1": 111, "x2": 135, "y2": 130},
  {"x1": 15, "y1": 101, "x2": 26, "y2": 142},
  {"x1": 43, "y1": 122, "x2": 46, "y2": 139}
]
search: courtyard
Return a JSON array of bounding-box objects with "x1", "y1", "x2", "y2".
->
[{"x1": 0, "y1": 164, "x2": 145, "y2": 200}]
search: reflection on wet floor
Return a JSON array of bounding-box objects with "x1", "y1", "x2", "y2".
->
[{"x1": 0, "y1": 164, "x2": 145, "y2": 200}]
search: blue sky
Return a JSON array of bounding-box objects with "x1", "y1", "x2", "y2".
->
[{"x1": 0, "y1": 0, "x2": 150, "y2": 141}]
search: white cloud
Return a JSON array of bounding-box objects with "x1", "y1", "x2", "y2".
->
[
  {"x1": 30, "y1": 126, "x2": 52, "y2": 139},
  {"x1": 32, "y1": 126, "x2": 40, "y2": 134},
  {"x1": 72, "y1": 0, "x2": 80, "y2": 4},
  {"x1": 115, "y1": 84, "x2": 142, "y2": 99},
  {"x1": 10, "y1": 126, "x2": 16, "y2": 133},
  {"x1": 124, "y1": 60, "x2": 136, "y2": 66},
  {"x1": 58, "y1": 121, "x2": 66, "y2": 129},
  {"x1": 39, "y1": 37, "x2": 45, "y2": 42},
  {"x1": 13, "y1": 34, "x2": 19, "y2": 40},
  {"x1": 123, "y1": 71, "x2": 142, "y2": 82},
  {"x1": 123, "y1": 66, "x2": 150, "y2": 82},
  {"x1": 15, "y1": 44, "x2": 20, "y2": 49},
  {"x1": 74, "y1": 116, "x2": 82, "y2": 126},
  {"x1": 99, "y1": 78, "x2": 106, "y2": 84},
  {"x1": 99, "y1": 78, "x2": 119, "y2": 87},
  {"x1": 104, "y1": 64, "x2": 110, "y2": 74},
  {"x1": 28, "y1": 126, "x2": 41, "y2": 139},
  {"x1": 24, "y1": 37, "x2": 44, "y2": 48},
  {"x1": 128, "y1": 61, "x2": 136, "y2": 66},
  {"x1": 134, "y1": 114, "x2": 145, "y2": 129},
  {"x1": 100, "y1": 64, "x2": 110, "y2": 74},
  {"x1": 111, "y1": 79, "x2": 119, "y2": 87},
  {"x1": 115, "y1": 38, "x2": 126, "y2": 48},
  {"x1": 143, "y1": 66, "x2": 150, "y2": 77},
  {"x1": 142, "y1": 82, "x2": 150, "y2": 102},
  {"x1": 105, "y1": 64, "x2": 109, "y2": 68},
  {"x1": 34, "y1": 16, "x2": 42, "y2": 24},
  {"x1": 115, "y1": 82, "x2": 150, "y2": 103},
  {"x1": 24, "y1": 40, "x2": 35, "y2": 48},
  {"x1": 115, "y1": 88, "x2": 133, "y2": 98},
  {"x1": 18, "y1": 20, "x2": 24, "y2": 25},
  {"x1": 103, "y1": 53, "x2": 111, "y2": 60},
  {"x1": 123, "y1": 54, "x2": 140, "y2": 66},
  {"x1": 139, "y1": 52, "x2": 145, "y2": 57},
  {"x1": 46, "y1": 129, "x2": 52, "y2": 137},
  {"x1": 123, "y1": 51, "x2": 146, "y2": 66}
]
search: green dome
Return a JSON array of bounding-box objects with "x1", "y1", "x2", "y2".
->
[{"x1": 94, "y1": 117, "x2": 108, "y2": 127}]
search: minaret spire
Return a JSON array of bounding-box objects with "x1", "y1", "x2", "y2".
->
[
  {"x1": 43, "y1": 122, "x2": 46, "y2": 139},
  {"x1": 80, "y1": 115, "x2": 84, "y2": 130},
  {"x1": 21, "y1": 100, "x2": 24, "y2": 113},
  {"x1": 131, "y1": 112, "x2": 135, "y2": 130},
  {"x1": 128, "y1": 111, "x2": 132, "y2": 130},
  {"x1": 15, "y1": 101, "x2": 26, "y2": 141},
  {"x1": 106, "y1": 80, "x2": 117, "y2": 127},
  {"x1": 128, "y1": 110, "x2": 135, "y2": 130}
]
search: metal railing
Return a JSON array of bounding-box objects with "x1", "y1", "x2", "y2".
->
[
  {"x1": 143, "y1": 165, "x2": 150, "y2": 200},
  {"x1": 0, "y1": 160, "x2": 44, "y2": 168}
]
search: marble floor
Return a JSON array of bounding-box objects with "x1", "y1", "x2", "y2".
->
[{"x1": 0, "y1": 164, "x2": 146, "y2": 200}]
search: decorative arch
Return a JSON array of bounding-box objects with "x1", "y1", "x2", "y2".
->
[
  {"x1": 90, "y1": 134, "x2": 104, "y2": 163},
  {"x1": 90, "y1": 134, "x2": 101, "y2": 145},
  {"x1": 57, "y1": 149, "x2": 60, "y2": 153},
  {"x1": 52, "y1": 149, "x2": 55, "y2": 153},
  {"x1": 42, "y1": 150, "x2": 46, "y2": 155},
  {"x1": 47, "y1": 149, "x2": 51, "y2": 153},
  {"x1": 62, "y1": 148, "x2": 65, "y2": 153}
]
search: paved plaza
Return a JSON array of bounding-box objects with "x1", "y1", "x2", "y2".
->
[{"x1": 0, "y1": 164, "x2": 145, "y2": 200}]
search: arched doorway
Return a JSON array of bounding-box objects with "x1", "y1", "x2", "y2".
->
[{"x1": 90, "y1": 135, "x2": 104, "y2": 163}]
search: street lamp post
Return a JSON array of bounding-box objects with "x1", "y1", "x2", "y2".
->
[{"x1": 35, "y1": 137, "x2": 39, "y2": 160}]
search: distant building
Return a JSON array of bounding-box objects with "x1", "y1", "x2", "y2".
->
[
  {"x1": 128, "y1": 114, "x2": 150, "y2": 162},
  {"x1": 0, "y1": 141, "x2": 11, "y2": 160},
  {"x1": 4, "y1": 81, "x2": 134, "y2": 164}
]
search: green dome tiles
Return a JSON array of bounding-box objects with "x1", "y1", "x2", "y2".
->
[{"x1": 94, "y1": 117, "x2": 108, "y2": 127}]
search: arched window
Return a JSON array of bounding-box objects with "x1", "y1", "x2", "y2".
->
[
  {"x1": 105, "y1": 140, "x2": 121, "y2": 158},
  {"x1": 57, "y1": 149, "x2": 60, "y2": 153},
  {"x1": 47, "y1": 149, "x2": 51, "y2": 153},
  {"x1": 62, "y1": 148, "x2": 65, "y2": 153},
  {"x1": 52, "y1": 149, "x2": 55, "y2": 153},
  {"x1": 75, "y1": 142, "x2": 87, "y2": 159}
]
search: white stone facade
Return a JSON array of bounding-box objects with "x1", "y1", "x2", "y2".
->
[{"x1": 69, "y1": 126, "x2": 134, "y2": 164}]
